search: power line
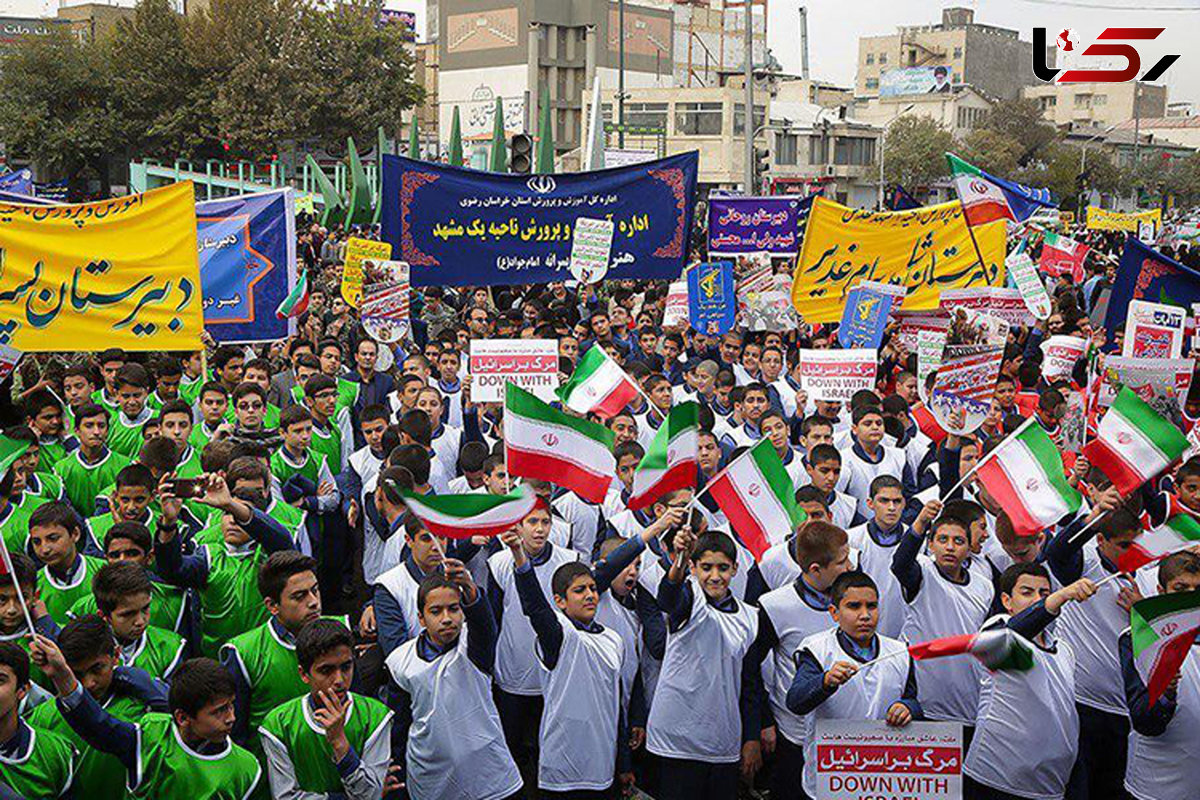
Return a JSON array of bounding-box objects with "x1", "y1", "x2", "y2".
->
[{"x1": 1008, "y1": 0, "x2": 1199, "y2": 11}]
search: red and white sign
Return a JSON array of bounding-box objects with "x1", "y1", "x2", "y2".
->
[
  {"x1": 360, "y1": 260, "x2": 411, "y2": 344},
  {"x1": 940, "y1": 287, "x2": 1033, "y2": 327},
  {"x1": 663, "y1": 280, "x2": 689, "y2": 329},
  {"x1": 1041, "y1": 335, "x2": 1088, "y2": 381},
  {"x1": 894, "y1": 311, "x2": 951, "y2": 353},
  {"x1": 0, "y1": 345, "x2": 20, "y2": 383},
  {"x1": 469, "y1": 339, "x2": 560, "y2": 403},
  {"x1": 815, "y1": 720, "x2": 963, "y2": 800},
  {"x1": 799, "y1": 349, "x2": 878, "y2": 403},
  {"x1": 1124, "y1": 299, "x2": 1185, "y2": 360}
]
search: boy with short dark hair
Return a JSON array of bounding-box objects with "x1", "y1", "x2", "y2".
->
[
  {"x1": 240, "y1": 359, "x2": 282, "y2": 430},
  {"x1": 109, "y1": 363, "x2": 155, "y2": 458},
  {"x1": 86, "y1": 462, "x2": 158, "y2": 554},
  {"x1": 92, "y1": 347, "x2": 127, "y2": 415},
  {"x1": 373, "y1": 516, "x2": 452, "y2": 656},
  {"x1": 259, "y1": 619, "x2": 392, "y2": 799},
  {"x1": 271, "y1": 405, "x2": 335, "y2": 488},
  {"x1": 22, "y1": 389, "x2": 75, "y2": 474},
  {"x1": 787, "y1": 571, "x2": 921, "y2": 800},
  {"x1": 34, "y1": 641, "x2": 263, "y2": 799},
  {"x1": 802, "y1": 444, "x2": 861, "y2": 529},
  {"x1": 892, "y1": 513, "x2": 994, "y2": 736},
  {"x1": 28, "y1": 614, "x2": 169, "y2": 796},
  {"x1": 756, "y1": 493, "x2": 835, "y2": 591},
  {"x1": 304, "y1": 374, "x2": 354, "y2": 473},
  {"x1": 190, "y1": 382, "x2": 230, "y2": 450},
  {"x1": 29, "y1": 501, "x2": 105, "y2": 624},
  {"x1": 91, "y1": 562, "x2": 185, "y2": 680},
  {"x1": 0, "y1": 640, "x2": 76, "y2": 797},
  {"x1": 838, "y1": 404, "x2": 911, "y2": 517},
  {"x1": 647, "y1": 529, "x2": 759, "y2": 800},
  {"x1": 848, "y1": 475, "x2": 915, "y2": 638},
  {"x1": 53, "y1": 403, "x2": 132, "y2": 518}
]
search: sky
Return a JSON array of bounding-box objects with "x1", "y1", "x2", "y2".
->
[{"x1": 766, "y1": 0, "x2": 1200, "y2": 106}]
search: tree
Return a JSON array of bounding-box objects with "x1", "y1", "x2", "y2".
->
[
  {"x1": 960, "y1": 129, "x2": 1023, "y2": 177},
  {"x1": 979, "y1": 98, "x2": 1057, "y2": 164},
  {"x1": 0, "y1": 28, "x2": 125, "y2": 193},
  {"x1": 1011, "y1": 142, "x2": 1119, "y2": 211},
  {"x1": 882, "y1": 116, "x2": 956, "y2": 190}
]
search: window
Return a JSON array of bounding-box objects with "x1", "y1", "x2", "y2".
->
[
  {"x1": 809, "y1": 135, "x2": 827, "y2": 165},
  {"x1": 625, "y1": 102, "x2": 668, "y2": 130},
  {"x1": 776, "y1": 133, "x2": 799, "y2": 165},
  {"x1": 1074, "y1": 94, "x2": 1092, "y2": 108},
  {"x1": 600, "y1": 103, "x2": 613, "y2": 123},
  {"x1": 834, "y1": 136, "x2": 876, "y2": 166},
  {"x1": 675, "y1": 102, "x2": 723, "y2": 135},
  {"x1": 865, "y1": 77, "x2": 879, "y2": 90},
  {"x1": 1038, "y1": 96, "x2": 1057, "y2": 110},
  {"x1": 956, "y1": 106, "x2": 986, "y2": 129},
  {"x1": 1094, "y1": 94, "x2": 1107, "y2": 106},
  {"x1": 953, "y1": 46, "x2": 962, "y2": 59},
  {"x1": 866, "y1": 53, "x2": 875, "y2": 65},
  {"x1": 733, "y1": 103, "x2": 767, "y2": 135},
  {"x1": 879, "y1": 52, "x2": 888, "y2": 64}
]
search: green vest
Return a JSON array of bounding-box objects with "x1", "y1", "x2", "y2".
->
[
  {"x1": 53, "y1": 449, "x2": 131, "y2": 519},
  {"x1": 107, "y1": 412, "x2": 149, "y2": 460},
  {"x1": 125, "y1": 625, "x2": 186, "y2": 680},
  {"x1": 0, "y1": 502, "x2": 33, "y2": 559},
  {"x1": 270, "y1": 448, "x2": 325, "y2": 486},
  {"x1": 0, "y1": 723, "x2": 75, "y2": 799},
  {"x1": 29, "y1": 690, "x2": 142, "y2": 796},
  {"x1": 27, "y1": 471, "x2": 63, "y2": 501},
  {"x1": 310, "y1": 422, "x2": 343, "y2": 474},
  {"x1": 176, "y1": 446, "x2": 204, "y2": 478},
  {"x1": 188, "y1": 421, "x2": 222, "y2": 452},
  {"x1": 35, "y1": 444, "x2": 66, "y2": 476},
  {"x1": 197, "y1": 543, "x2": 270, "y2": 658},
  {"x1": 260, "y1": 693, "x2": 392, "y2": 795},
  {"x1": 69, "y1": 578, "x2": 187, "y2": 635},
  {"x1": 336, "y1": 377, "x2": 359, "y2": 412},
  {"x1": 133, "y1": 713, "x2": 261, "y2": 800},
  {"x1": 193, "y1": 501, "x2": 303, "y2": 550},
  {"x1": 91, "y1": 387, "x2": 119, "y2": 417},
  {"x1": 223, "y1": 622, "x2": 310, "y2": 738},
  {"x1": 37, "y1": 556, "x2": 105, "y2": 624},
  {"x1": 86, "y1": 509, "x2": 159, "y2": 555},
  {"x1": 180, "y1": 374, "x2": 204, "y2": 406}
]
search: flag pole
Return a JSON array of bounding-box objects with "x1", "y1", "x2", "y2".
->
[
  {"x1": 850, "y1": 646, "x2": 911, "y2": 675},
  {"x1": 941, "y1": 415, "x2": 1037, "y2": 501},
  {"x1": 946, "y1": 152, "x2": 990, "y2": 273},
  {"x1": 1067, "y1": 508, "x2": 1112, "y2": 545}
]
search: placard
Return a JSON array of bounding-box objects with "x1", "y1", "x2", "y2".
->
[
  {"x1": 663, "y1": 280, "x2": 689, "y2": 329},
  {"x1": 360, "y1": 260, "x2": 410, "y2": 344},
  {"x1": 341, "y1": 237, "x2": 393, "y2": 307},
  {"x1": 0, "y1": 344, "x2": 20, "y2": 383},
  {"x1": 814, "y1": 719, "x2": 963, "y2": 800},
  {"x1": 568, "y1": 217, "x2": 614, "y2": 284},
  {"x1": 1097, "y1": 355, "x2": 1193, "y2": 424},
  {"x1": 929, "y1": 311, "x2": 1007, "y2": 435},
  {"x1": 1041, "y1": 335, "x2": 1087, "y2": 382},
  {"x1": 1124, "y1": 300, "x2": 1185, "y2": 360},
  {"x1": 917, "y1": 328, "x2": 948, "y2": 404},
  {"x1": 799, "y1": 349, "x2": 878, "y2": 403},
  {"x1": 894, "y1": 311, "x2": 950, "y2": 353},
  {"x1": 469, "y1": 339, "x2": 559, "y2": 403},
  {"x1": 1006, "y1": 252, "x2": 1052, "y2": 320},
  {"x1": 940, "y1": 287, "x2": 1033, "y2": 327}
]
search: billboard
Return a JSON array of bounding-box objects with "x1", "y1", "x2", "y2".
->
[{"x1": 879, "y1": 66, "x2": 952, "y2": 97}]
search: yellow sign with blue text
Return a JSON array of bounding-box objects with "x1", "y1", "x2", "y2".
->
[
  {"x1": 0, "y1": 182, "x2": 202, "y2": 352},
  {"x1": 1085, "y1": 206, "x2": 1161, "y2": 233},
  {"x1": 791, "y1": 196, "x2": 1007, "y2": 324}
]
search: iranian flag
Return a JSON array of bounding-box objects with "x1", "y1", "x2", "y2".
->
[
  {"x1": 1083, "y1": 387, "x2": 1188, "y2": 496},
  {"x1": 1130, "y1": 590, "x2": 1200, "y2": 706},
  {"x1": 628, "y1": 402, "x2": 700, "y2": 511},
  {"x1": 557, "y1": 346, "x2": 640, "y2": 419},
  {"x1": 276, "y1": 270, "x2": 310, "y2": 319},
  {"x1": 909, "y1": 628, "x2": 1034, "y2": 672},
  {"x1": 505, "y1": 382, "x2": 615, "y2": 504},
  {"x1": 1119, "y1": 497, "x2": 1200, "y2": 573},
  {"x1": 947, "y1": 153, "x2": 1055, "y2": 228},
  {"x1": 399, "y1": 485, "x2": 538, "y2": 539},
  {"x1": 706, "y1": 438, "x2": 805, "y2": 560},
  {"x1": 1040, "y1": 232, "x2": 1090, "y2": 282},
  {"x1": 974, "y1": 418, "x2": 1081, "y2": 536}
]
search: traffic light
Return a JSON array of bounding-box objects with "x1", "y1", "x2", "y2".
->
[
  {"x1": 511, "y1": 134, "x2": 533, "y2": 174},
  {"x1": 753, "y1": 147, "x2": 770, "y2": 191}
]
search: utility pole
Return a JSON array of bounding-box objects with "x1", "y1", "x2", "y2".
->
[
  {"x1": 799, "y1": 6, "x2": 809, "y2": 81},
  {"x1": 743, "y1": 0, "x2": 754, "y2": 193},
  {"x1": 1133, "y1": 82, "x2": 1141, "y2": 204},
  {"x1": 618, "y1": 0, "x2": 625, "y2": 148}
]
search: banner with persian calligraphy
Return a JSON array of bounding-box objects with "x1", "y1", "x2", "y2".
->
[
  {"x1": 0, "y1": 183, "x2": 203, "y2": 352},
  {"x1": 469, "y1": 339, "x2": 559, "y2": 403},
  {"x1": 799, "y1": 349, "x2": 878, "y2": 403},
  {"x1": 197, "y1": 188, "x2": 296, "y2": 344},
  {"x1": 814, "y1": 720, "x2": 963, "y2": 800},
  {"x1": 381, "y1": 152, "x2": 698, "y2": 287},
  {"x1": 791, "y1": 197, "x2": 1006, "y2": 324},
  {"x1": 1086, "y1": 206, "x2": 1161, "y2": 233},
  {"x1": 707, "y1": 195, "x2": 811, "y2": 256}
]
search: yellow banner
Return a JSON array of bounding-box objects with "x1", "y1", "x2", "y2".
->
[
  {"x1": 341, "y1": 237, "x2": 393, "y2": 307},
  {"x1": 791, "y1": 197, "x2": 1006, "y2": 324},
  {"x1": 0, "y1": 183, "x2": 202, "y2": 352},
  {"x1": 1086, "y1": 206, "x2": 1161, "y2": 232}
]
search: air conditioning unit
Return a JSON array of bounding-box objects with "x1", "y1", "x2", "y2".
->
[{"x1": 825, "y1": 165, "x2": 837, "y2": 177}]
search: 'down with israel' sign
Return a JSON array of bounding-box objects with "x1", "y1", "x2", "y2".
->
[{"x1": 814, "y1": 719, "x2": 963, "y2": 800}]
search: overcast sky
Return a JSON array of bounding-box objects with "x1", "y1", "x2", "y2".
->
[{"x1": 766, "y1": 0, "x2": 1200, "y2": 106}]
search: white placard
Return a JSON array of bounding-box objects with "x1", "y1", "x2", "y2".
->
[
  {"x1": 1006, "y1": 252, "x2": 1052, "y2": 320},
  {"x1": 815, "y1": 719, "x2": 963, "y2": 800},
  {"x1": 604, "y1": 148, "x2": 657, "y2": 168},
  {"x1": 663, "y1": 280, "x2": 689, "y2": 329},
  {"x1": 469, "y1": 339, "x2": 560, "y2": 403},
  {"x1": 1041, "y1": 335, "x2": 1088, "y2": 381},
  {"x1": 1124, "y1": 299, "x2": 1185, "y2": 360},
  {"x1": 569, "y1": 217, "x2": 614, "y2": 284},
  {"x1": 799, "y1": 349, "x2": 878, "y2": 403}
]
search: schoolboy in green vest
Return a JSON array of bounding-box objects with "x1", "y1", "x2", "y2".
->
[
  {"x1": 0, "y1": 641, "x2": 75, "y2": 797},
  {"x1": 303, "y1": 374, "x2": 354, "y2": 474},
  {"x1": 241, "y1": 359, "x2": 282, "y2": 430},
  {"x1": 178, "y1": 351, "x2": 206, "y2": 406},
  {"x1": 32, "y1": 637, "x2": 262, "y2": 800},
  {"x1": 53, "y1": 402, "x2": 132, "y2": 519},
  {"x1": 21, "y1": 389, "x2": 75, "y2": 476},
  {"x1": 270, "y1": 405, "x2": 334, "y2": 488},
  {"x1": 86, "y1": 462, "x2": 158, "y2": 554},
  {"x1": 190, "y1": 382, "x2": 230, "y2": 451},
  {"x1": 260, "y1": 619, "x2": 392, "y2": 798},
  {"x1": 60, "y1": 364, "x2": 96, "y2": 436},
  {"x1": 91, "y1": 347, "x2": 127, "y2": 417},
  {"x1": 108, "y1": 363, "x2": 155, "y2": 459},
  {"x1": 29, "y1": 502, "x2": 106, "y2": 625},
  {"x1": 147, "y1": 357, "x2": 184, "y2": 412},
  {"x1": 221, "y1": 551, "x2": 324, "y2": 750},
  {"x1": 94, "y1": 562, "x2": 185, "y2": 680},
  {"x1": 28, "y1": 614, "x2": 169, "y2": 797},
  {"x1": 158, "y1": 399, "x2": 204, "y2": 478},
  {"x1": 154, "y1": 470, "x2": 298, "y2": 658}
]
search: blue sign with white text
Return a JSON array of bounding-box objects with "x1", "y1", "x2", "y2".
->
[
  {"x1": 380, "y1": 152, "x2": 698, "y2": 286},
  {"x1": 688, "y1": 261, "x2": 736, "y2": 336}
]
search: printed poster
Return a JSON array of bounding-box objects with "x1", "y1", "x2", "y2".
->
[
  {"x1": 814, "y1": 719, "x2": 962, "y2": 800},
  {"x1": 1041, "y1": 335, "x2": 1087, "y2": 382},
  {"x1": 1006, "y1": 251, "x2": 1052, "y2": 320},
  {"x1": 1123, "y1": 300, "x2": 1185, "y2": 360},
  {"x1": 940, "y1": 287, "x2": 1033, "y2": 328},
  {"x1": 568, "y1": 217, "x2": 614, "y2": 284},
  {"x1": 360, "y1": 260, "x2": 410, "y2": 344},
  {"x1": 799, "y1": 349, "x2": 878, "y2": 403},
  {"x1": 341, "y1": 237, "x2": 393, "y2": 307},
  {"x1": 469, "y1": 339, "x2": 560, "y2": 403},
  {"x1": 929, "y1": 311, "x2": 1008, "y2": 435}
]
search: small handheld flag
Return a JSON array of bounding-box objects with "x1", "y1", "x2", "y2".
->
[
  {"x1": 557, "y1": 346, "x2": 641, "y2": 420},
  {"x1": 628, "y1": 402, "x2": 700, "y2": 511},
  {"x1": 399, "y1": 485, "x2": 538, "y2": 540},
  {"x1": 1083, "y1": 387, "x2": 1188, "y2": 497},
  {"x1": 705, "y1": 438, "x2": 805, "y2": 560},
  {"x1": 1130, "y1": 590, "x2": 1200, "y2": 706}
]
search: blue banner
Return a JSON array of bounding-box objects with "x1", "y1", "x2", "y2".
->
[
  {"x1": 197, "y1": 188, "x2": 297, "y2": 343},
  {"x1": 838, "y1": 284, "x2": 895, "y2": 349},
  {"x1": 380, "y1": 152, "x2": 698, "y2": 286},
  {"x1": 0, "y1": 169, "x2": 33, "y2": 196},
  {"x1": 688, "y1": 261, "x2": 736, "y2": 336},
  {"x1": 707, "y1": 195, "x2": 810, "y2": 256},
  {"x1": 1104, "y1": 236, "x2": 1200, "y2": 340}
]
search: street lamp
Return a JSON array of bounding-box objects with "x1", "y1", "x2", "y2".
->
[{"x1": 877, "y1": 103, "x2": 915, "y2": 210}]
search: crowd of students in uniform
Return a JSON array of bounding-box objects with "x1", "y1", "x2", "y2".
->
[{"x1": 0, "y1": 225, "x2": 1194, "y2": 800}]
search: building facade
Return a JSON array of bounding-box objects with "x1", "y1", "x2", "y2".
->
[
  {"x1": 855, "y1": 7, "x2": 1033, "y2": 102},
  {"x1": 1022, "y1": 81, "x2": 1168, "y2": 130},
  {"x1": 852, "y1": 85, "x2": 993, "y2": 140}
]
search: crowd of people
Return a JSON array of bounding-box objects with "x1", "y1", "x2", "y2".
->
[{"x1": 0, "y1": 209, "x2": 1195, "y2": 800}]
